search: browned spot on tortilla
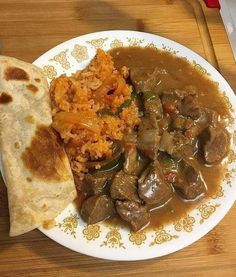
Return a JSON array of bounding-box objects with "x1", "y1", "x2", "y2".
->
[
  {"x1": 14, "y1": 142, "x2": 20, "y2": 149},
  {"x1": 5, "y1": 67, "x2": 29, "y2": 81},
  {"x1": 43, "y1": 219, "x2": 56, "y2": 229},
  {"x1": 34, "y1": 78, "x2": 41, "y2": 83},
  {"x1": 21, "y1": 125, "x2": 69, "y2": 182},
  {"x1": 26, "y1": 84, "x2": 38, "y2": 93},
  {"x1": 26, "y1": 177, "x2": 32, "y2": 182},
  {"x1": 41, "y1": 204, "x2": 48, "y2": 212},
  {"x1": 0, "y1": 92, "x2": 13, "y2": 104},
  {"x1": 25, "y1": 115, "x2": 35, "y2": 124}
]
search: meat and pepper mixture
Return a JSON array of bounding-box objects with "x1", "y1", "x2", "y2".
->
[{"x1": 76, "y1": 52, "x2": 230, "y2": 232}]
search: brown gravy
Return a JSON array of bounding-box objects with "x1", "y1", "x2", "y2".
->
[
  {"x1": 110, "y1": 47, "x2": 229, "y2": 117},
  {"x1": 75, "y1": 46, "x2": 230, "y2": 231},
  {"x1": 109, "y1": 47, "x2": 228, "y2": 230}
]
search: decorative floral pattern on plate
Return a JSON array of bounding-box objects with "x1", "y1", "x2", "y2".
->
[
  {"x1": 162, "y1": 43, "x2": 179, "y2": 54},
  {"x1": 50, "y1": 50, "x2": 71, "y2": 70},
  {"x1": 100, "y1": 227, "x2": 125, "y2": 249},
  {"x1": 71, "y1": 44, "x2": 89, "y2": 63},
  {"x1": 129, "y1": 231, "x2": 147, "y2": 246},
  {"x1": 198, "y1": 204, "x2": 220, "y2": 224},
  {"x1": 192, "y1": 60, "x2": 209, "y2": 75},
  {"x1": 174, "y1": 215, "x2": 195, "y2": 232},
  {"x1": 83, "y1": 224, "x2": 101, "y2": 241},
  {"x1": 150, "y1": 227, "x2": 178, "y2": 246},
  {"x1": 233, "y1": 131, "x2": 236, "y2": 145},
  {"x1": 228, "y1": 150, "x2": 236, "y2": 164},
  {"x1": 224, "y1": 170, "x2": 233, "y2": 187},
  {"x1": 110, "y1": 39, "x2": 123, "y2": 49},
  {"x1": 127, "y1": 37, "x2": 144, "y2": 46},
  {"x1": 145, "y1": 42, "x2": 158, "y2": 49},
  {"x1": 86, "y1": 38, "x2": 108, "y2": 49},
  {"x1": 58, "y1": 213, "x2": 78, "y2": 238},
  {"x1": 212, "y1": 186, "x2": 224, "y2": 199},
  {"x1": 42, "y1": 65, "x2": 57, "y2": 79},
  {"x1": 31, "y1": 31, "x2": 236, "y2": 260},
  {"x1": 222, "y1": 91, "x2": 235, "y2": 114}
]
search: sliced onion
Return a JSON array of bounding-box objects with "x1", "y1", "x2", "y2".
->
[{"x1": 53, "y1": 111, "x2": 101, "y2": 133}]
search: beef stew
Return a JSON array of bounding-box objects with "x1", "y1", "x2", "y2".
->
[{"x1": 74, "y1": 46, "x2": 231, "y2": 232}]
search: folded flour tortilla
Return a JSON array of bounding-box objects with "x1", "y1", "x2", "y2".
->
[{"x1": 0, "y1": 56, "x2": 76, "y2": 236}]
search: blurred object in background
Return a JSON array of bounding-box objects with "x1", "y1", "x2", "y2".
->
[
  {"x1": 219, "y1": 0, "x2": 236, "y2": 60},
  {"x1": 204, "y1": 0, "x2": 236, "y2": 60},
  {"x1": 204, "y1": 0, "x2": 221, "y2": 8}
]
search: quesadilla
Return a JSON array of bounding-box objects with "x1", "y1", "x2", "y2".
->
[{"x1": 0, "y1": 56, "x2": 76, "y2": 236}]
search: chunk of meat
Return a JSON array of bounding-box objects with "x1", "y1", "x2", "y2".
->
[
  {"x1": 138, "y1": 162, "x2": 173, "y2": 206},
  {"x1": 173, "y1": 161, "x2": 206, "y2": 200},
  {"x1": 110, "y1": 170, "x2": 141, "y2": 203},
  {"x1": 124, "y1": 146, "x2": 149, "y2": 176},
  {"x1": 80, "y1": 195, "x2": 115, "y2": 224},
  {"x1": 178, "y1": 93, "x2": 203, "y2": 120},
  {"x1": 116, "y1": 201, "x2": 150, "y2": 232},
  {"x1": 171, "y1": 116, "x2": 194, "y2": 131},
  {"x1": 137, "y1": 114, "x2": 160, "y2": 160},
  {"x1": 162, "y1": 89, "x2": 195, "y2": 115},
  {"x1": 135, "y1": 153, "x2": 150, "y2": 176},
  {"x1": 159, "y1": 131, "x2": 190, "y2": 159},
  {"x1": 73, "y1": 174, "x2": 89, "y2": 210},
  {"x1": 138, "y1": 129, "x2": 160, "y2": 160},
  {"x1": 123, "y1": 147, "x2": 138, "y2": 175},
  {"x1": 182, "y1": 140, "x2": 198, "y2": 158},
  {"x1": 139, "y1": 112, "x2": 158, "y2": 130},
  {"x1": 131, "y1": 67, "x2": 182, "y2": 95},
  {"x1": 161, "y1": 93, "x2": 181, "y2": 115},
  {"x1": 201, "y1": 126, "x2": 229, "y2": 164},
  {"x1": 130, "y1": 67, "x2": 161, "y2": 94},
  {"x1": 123, "y1": 132, "x2": 137, "y2": 144},
  {"x1": 159, "y1": 131, "x2": 173, "y2": 153},
  {"x1": 158, "y1": 116, "x2": 170, "y2": 135},
  {"x1": 184, "y1": 108, "x2": 219, "y2": 140},
  {"x1": 130, "y1": 67, "x2": 151, "y2": 93},
  {"x1": 161, "y1": 89, "x2": 202, "y2": 120},
  {"x1": 199, "y1": 108, "x2": 219, "y2": 126},
  {"x1": 85, "y1": 171, "x2": 114, "y2": 196},
  {"x1": 144, "y1": 97, "x2": 163, "y2": 119}
]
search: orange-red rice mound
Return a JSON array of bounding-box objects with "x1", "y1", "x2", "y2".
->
[{"x1": 50, "y1": 49, "x2": 140, "y2": 178}]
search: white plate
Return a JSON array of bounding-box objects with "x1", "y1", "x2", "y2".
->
[{"x1": 4, "y1": 31, "x2": 236, "y2": 260}]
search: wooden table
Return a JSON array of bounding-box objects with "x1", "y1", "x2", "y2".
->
[{"x1": 0, "y1": 0, "x2": 236, "y2": 276}]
